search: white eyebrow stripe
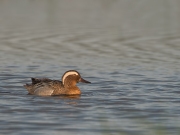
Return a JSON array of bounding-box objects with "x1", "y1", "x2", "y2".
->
[{"x1": 62, "y1": 71, "x2": 78, "y2": 85}]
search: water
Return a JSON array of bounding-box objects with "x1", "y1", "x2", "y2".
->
[{"x1": 0, "y1": 0, "x2": 180, "y2": 135}]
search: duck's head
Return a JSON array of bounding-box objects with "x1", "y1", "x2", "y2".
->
[{"x1": 62, "y1": 70, "x2": 91, "y2": 86}]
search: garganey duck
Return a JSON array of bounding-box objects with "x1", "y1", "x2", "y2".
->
[{"x1": 24, "y1": 70, "x2": 91, "y2": 96}]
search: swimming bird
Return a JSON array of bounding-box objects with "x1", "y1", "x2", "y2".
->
[{"x1": 24, "y1": 70, "x2": 91, "y2": 96}]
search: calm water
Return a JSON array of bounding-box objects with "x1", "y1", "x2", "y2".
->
[{"x1": 0, "y1": 1, "x2": 180, "y2": 135}]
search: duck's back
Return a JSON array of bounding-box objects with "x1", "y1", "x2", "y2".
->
[
  {"x1": 31, "y1": 78, "x2": 52, "y2": 84},
  {"x1": 24, "y1": 78, "x2": 64, "y2": 96}
]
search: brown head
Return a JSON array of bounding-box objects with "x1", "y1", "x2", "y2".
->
[{"x1": 62, "y1": 70, "x2": 91, "y2": 88}]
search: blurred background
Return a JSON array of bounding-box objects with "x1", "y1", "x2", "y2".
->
[
  {"x1": 0, "y1": 0, "x2": 180, "y2": 69},
  {"x1": 0, "y1": 0, "x2": 180, "y2": 135}
]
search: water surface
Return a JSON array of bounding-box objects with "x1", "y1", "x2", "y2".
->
[{"x1": 0, "y1": 1, "x2": 180, "y2": 135}]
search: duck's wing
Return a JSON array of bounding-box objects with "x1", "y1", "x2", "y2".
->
[
  {"x1": 31, "y1": 80, "x2": 63, "y2": 96},
  {"x1": 33, "y1": 85, "x2": 55, "y2": 96},
  {"x1": 24, "y1": 78, "x2": 52, "y2": 94},
  {"x1": 24, "y1": 77, "x2": 62, "y2": 95}
]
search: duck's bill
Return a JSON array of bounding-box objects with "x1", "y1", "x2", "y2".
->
[{"x1": 79, "y1": 78, "x2": 91, "y2": 83}]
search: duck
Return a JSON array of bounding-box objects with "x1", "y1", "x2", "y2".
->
[{"x1": 24, "y1": 70, "x2": 91, "y2": 96}]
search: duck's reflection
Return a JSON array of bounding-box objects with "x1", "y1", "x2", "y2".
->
[
  {"x1": 55, "y1": 94, "x2": 81, "y2": 99},
  {"x1": 54, "y1": 95, "x2": 81, "y2": 105}
]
